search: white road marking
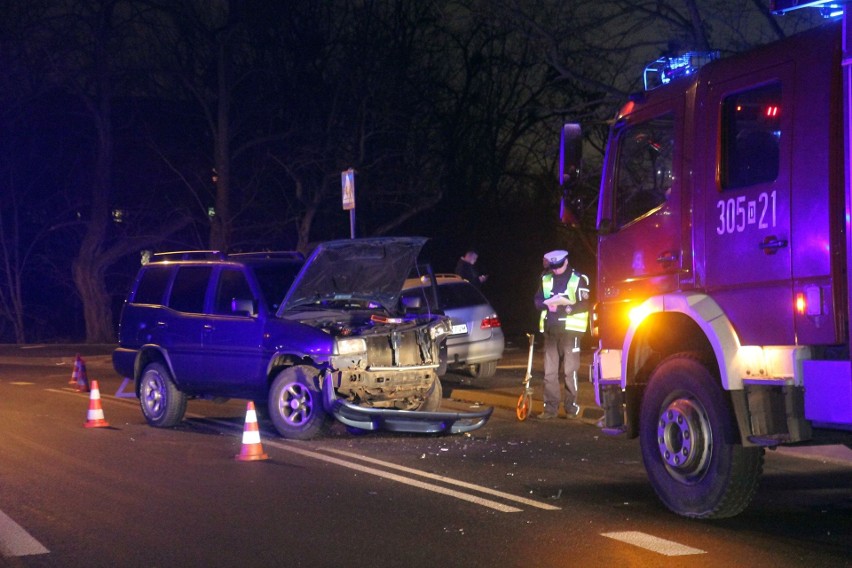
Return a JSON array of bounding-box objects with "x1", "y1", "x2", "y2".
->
[
  {"x1": 320, "y1": 447, "x2": 561, "y2": 511},
  {"x1": 602, "y1": 531, "x2": 706, "y2": 556},
  {"x1": 45, "y1": 389, "x2": 548, "y2": 513},
  {"x1": 0, "y1": 510, "x2": 49, "y2": 557},
  {"x1": 264, "y1": 439, "x2": 522, "y2": 513},
  {"x1": 200, "y1": 415, "x2": 538, "y2": 513}
]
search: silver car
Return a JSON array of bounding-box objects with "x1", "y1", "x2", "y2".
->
[{"x1": 402, "y1": 274, "x2": 504, "y2": 378}]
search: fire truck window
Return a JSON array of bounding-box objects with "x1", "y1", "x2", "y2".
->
[
  {"x1": 614, "y1": 115, "x2": 674, "y2": 228},
  {"x1": 722, "y1": 83, "x2": 781, "y2": 189}
]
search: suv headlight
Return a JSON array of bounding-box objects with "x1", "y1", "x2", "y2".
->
[{"x1": 336, "y1": 337, "x2": 367, "y2": 356}]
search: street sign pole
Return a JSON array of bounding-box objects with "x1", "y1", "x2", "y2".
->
[{"x1": 341, "y1": 168, "x2": 356, "y2": 238}]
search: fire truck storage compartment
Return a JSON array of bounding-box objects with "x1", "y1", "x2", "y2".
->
[{"x1": 802, "y1": 360, "x2": 852, "y2": 424}]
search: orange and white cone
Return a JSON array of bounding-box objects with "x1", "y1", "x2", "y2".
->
[
  {"x1": 235, "y1": 401, "x2": 268, "y2": 461},
  {"x1": 83, "y1": 380, "x2": 110, "y2": 428},
  {"x1": 69, "y1": 354, "x2": 81, "y2": 385},
  {"x1": 75, "y1": 357, "x2": 90, "y2": 393}
]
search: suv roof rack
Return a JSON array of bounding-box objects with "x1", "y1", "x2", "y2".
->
[
  {"x1": 152, "y1": 250, "x2": 224, "y2": 262},
  {"x1": 228, "y1": 251, "x2": 304, "y2": 260}
]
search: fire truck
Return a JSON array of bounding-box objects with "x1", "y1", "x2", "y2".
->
[{"x1": 560, "y1": 1, "x2": 852, "y2": 518}]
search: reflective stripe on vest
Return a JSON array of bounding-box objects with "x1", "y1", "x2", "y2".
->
[{"x1": 539, "y1": 271, "x2": 589, "y2": 333}]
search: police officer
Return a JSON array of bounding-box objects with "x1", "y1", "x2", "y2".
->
[{"x1": 533, "y1": 249, "x2": 590, "y2": 419}]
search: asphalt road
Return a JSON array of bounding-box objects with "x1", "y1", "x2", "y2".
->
[{"x1": 0, "y1": 345, "x2": 850, "y2": 567}]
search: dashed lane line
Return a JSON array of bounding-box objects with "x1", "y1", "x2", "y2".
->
[{"x1": 602, "y1": 531, "x2": 707, "y2": 556}]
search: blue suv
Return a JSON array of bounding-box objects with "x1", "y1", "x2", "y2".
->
[{"x1": 113, "y1": 237, "x2": 491, "y2": 439}]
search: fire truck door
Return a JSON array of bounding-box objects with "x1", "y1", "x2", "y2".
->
[
  {"x1": 702, "y1": 65, "x2": 793, "y2": 345},
  {"x1": 598, "y1": 105, "x2": 683, "y2": 325}
]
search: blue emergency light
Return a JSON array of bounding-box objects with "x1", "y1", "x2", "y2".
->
[
  {"x1": 643, "y1": 51, "x2": 719, "y2": 91},
  {"x1": 770, "y1": 1, "x2": 844, "y2": 16}
]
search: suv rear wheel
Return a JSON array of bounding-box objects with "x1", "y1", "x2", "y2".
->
[
  {"x1": 268, "y1": 365, "x2": 331, "y2": 440},
  {"x1": 139, "y1": 362, "x2": 187, "y2": 427}
]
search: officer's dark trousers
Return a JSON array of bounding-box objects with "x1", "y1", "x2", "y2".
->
[{"x1": 542, "y1": 330, "x2": 581, "y2": 416}]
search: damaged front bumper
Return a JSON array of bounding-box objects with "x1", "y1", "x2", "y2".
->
[{"x1": 322, "y1": 374, "x2": 492, "y2": 434}]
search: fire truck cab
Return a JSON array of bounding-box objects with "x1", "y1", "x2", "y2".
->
[{"x1": 563, "y1": 12, "x2": 852, "y2": 518}]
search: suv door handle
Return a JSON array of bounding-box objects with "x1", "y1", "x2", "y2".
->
[
  {"x1": 759, "y1": 236, "x2": 788, "y2": 255},
  {"x1": 203, "y1": 324, "x2": 215, "y2": 332},
  {"x1": 155, "y1": 321, "x2": 167, "y2": 329}
]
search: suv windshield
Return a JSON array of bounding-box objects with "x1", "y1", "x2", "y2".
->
[{"x1": 250, "y1": 261, "x2": 304, "y2": 312}]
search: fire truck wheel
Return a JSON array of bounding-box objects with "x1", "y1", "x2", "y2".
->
[{"x1": 639, "y1": 353, "x2": 764, "y2": 519}]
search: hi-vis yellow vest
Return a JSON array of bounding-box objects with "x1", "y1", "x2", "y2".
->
[{"x1": 539, "y1": 271, "x2": 589, "y2": 333}]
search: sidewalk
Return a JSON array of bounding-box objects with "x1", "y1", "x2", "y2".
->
[
  {"x1": 444, "y1": 343, "x2": 603, "y2": 423},
  {"x1": 0, "y1": 343, "x2": 114, "y2": 365},
  {"x1": 447, "y1": 368, "x2": 603, "y2": 423}
]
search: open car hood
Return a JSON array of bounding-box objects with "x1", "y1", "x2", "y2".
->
[{"x1": 278, "y1": 237, "x2": 427, "y2": 315}]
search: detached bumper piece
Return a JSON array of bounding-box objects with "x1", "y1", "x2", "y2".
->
[{"x1": 322, "y1": 375, "x2": 492, "y2": 434}]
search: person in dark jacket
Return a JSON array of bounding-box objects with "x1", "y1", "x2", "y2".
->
[{"x1": 455, "y1": 249, "x2": 488, "y2": 289}]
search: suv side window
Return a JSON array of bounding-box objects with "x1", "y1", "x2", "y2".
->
[
  {"x1": 133, "y1": 266, "x2": 172, "y2": 305},
  {"x1": 614, "y1": 114, "x2": 674, "y2": 228},
  {"x1": 214, "y1": 269, "x2": 253, "y2": 315},
  {"x1": 168, "y1": 266, "x2": 212, "y2": 314}
]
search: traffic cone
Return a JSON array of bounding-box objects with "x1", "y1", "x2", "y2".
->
[
  {"x1": 235, "y1": 401, "x2": 268, "y2": 461},
  {"x1": 68, "y1": 354, "x2": 81, "y2": 385},
  {"x1": 83, "y1": 380, "x2": 110, "y2": 428},
  {"x1": 75, "y1": 357, "x2": 90, "y2": 393}
]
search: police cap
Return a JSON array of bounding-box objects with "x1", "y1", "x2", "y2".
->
[{"x1": 544, "y1": 249, "x2": 569, "y2": 269}]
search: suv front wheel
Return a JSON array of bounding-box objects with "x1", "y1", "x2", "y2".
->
[
  {"x1": 139, "y1": 362, "x2": 187, "y2": 427},
  {"x1": 268, "y1": 365, "x2": 331, "y2": 440}
]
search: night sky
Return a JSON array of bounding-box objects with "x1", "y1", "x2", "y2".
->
[{"x1": 0, "y1": 1, "x2": 821, "y2": 343}]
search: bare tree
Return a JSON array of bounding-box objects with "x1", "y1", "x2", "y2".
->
[
  {"x1": 0, "y1": 1, "x2": 59, "y2": 342},
  {"x1": 0, "y1": 188, "x2": 30, "y2": 343},
  {"x1": 499, "y1": 0, "x2": 823, "y2": 242},
  {"x1": 18, "y1": 0, "x2": 196, "y2": 342}
]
